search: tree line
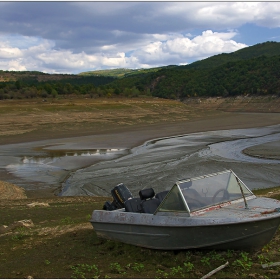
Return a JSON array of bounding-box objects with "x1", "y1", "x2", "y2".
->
[
  {"x1": 0, "y1": 42, "x2": 280, "y2": 100},
  {"x1": 107, "y1": 55, "x2": 280, "y2": 99},
  {"x1": 0, "y1": 75, "x2": 115, "y2": 100}
]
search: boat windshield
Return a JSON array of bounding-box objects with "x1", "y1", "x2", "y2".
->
[{"x1": 156, "y1": 170, "x2": 253, "y2": 213}]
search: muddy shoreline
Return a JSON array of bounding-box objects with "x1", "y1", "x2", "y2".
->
[
  {"x1": 1, "y1": 116, "x2": 279, "y2": 198},
  {"x1": 243, "y1": 140, "x2": 280, "y2": 160},
  {"x1": 0, "y1": 98, "x2": 280, "y2": 198}
]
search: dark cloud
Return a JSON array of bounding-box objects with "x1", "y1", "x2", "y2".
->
[
  {"x1": 0, "y1": 2, "x2": 279, "y2": 73},
  {"x1": 0, "y1": 2, "x2": 239, "y2": 51}
]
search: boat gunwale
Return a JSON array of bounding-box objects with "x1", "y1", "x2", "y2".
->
[{"x1": 91, "y1": 206, "x2": 280, "y2": 228}]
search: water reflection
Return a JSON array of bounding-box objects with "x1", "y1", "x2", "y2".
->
[
  {"x1": 21, "y1": 149, "x2": 124, "y2": 164},
  {"x1": 6, "y1": 148, "x2": 129, "y2": 189}
]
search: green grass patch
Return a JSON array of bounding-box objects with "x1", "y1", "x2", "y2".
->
[{"x1": 1, "y1": 190, "x2": 280, "y2": 278}]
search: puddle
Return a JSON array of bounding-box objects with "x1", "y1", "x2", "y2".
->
[{"x1": 6, "y1": 148, "x2": 130, "y2": 189}]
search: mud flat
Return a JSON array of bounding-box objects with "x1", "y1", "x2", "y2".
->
[
  {"x1": 1, "y1": 120, "x2": 279, "y2": 198},
  {"x1": 0, "y1": 98, "x2": 280, "y2": 198},
  {"x1": 244, "y1": 140, "x2": 280, "y2": 160}
]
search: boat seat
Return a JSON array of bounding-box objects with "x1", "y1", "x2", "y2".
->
[
  {"x1": 141, "y1": 198, "x2": 161, "y2": 214},
  {"x1": 139, "y1": 188, "x2": 155, "y2": 200},
  {"x1": 138, "y1": 188, "x2": 161, "y2": 214},
  {"x1": 155, "y1": 190, "x2": 169, "y2": 202},
  {"x1": 124, "y1": 198, "x2": 142, "y2": 213},
  {"x1": 125, "y1": 188, "x2": 161, "y2": 214}
]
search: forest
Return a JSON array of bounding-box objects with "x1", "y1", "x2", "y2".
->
[{"x1": 0, "y1": 41, "x2": 279, "y2": 100}]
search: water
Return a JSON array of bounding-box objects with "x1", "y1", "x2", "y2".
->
[
  {"x1": 200, "y1": 133, "x2": 280, "y2": 164},
  {"x1": 5, "y1": 148, "x2": 129, "y2": 189},
  {"x1": 60, "y1": 125, "x2": 280, "y2": 196},
  {"x1": 1, "y1": 124, "x2": 280, "y2": 195}
]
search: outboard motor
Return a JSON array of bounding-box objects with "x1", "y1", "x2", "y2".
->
[{"x1": 103, "y1": 183, "x2": 133, "y2": 211}]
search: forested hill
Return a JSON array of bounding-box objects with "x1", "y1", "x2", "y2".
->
[
  {"x1": 107, "y1": 41, "x2": 280, "y2": 99},
  {"x1": 0, "y1": 41, "x2": 280, "y2": 100},
  {"x1": 183, "y1": 41, "x2": 280, "y2": 70}
]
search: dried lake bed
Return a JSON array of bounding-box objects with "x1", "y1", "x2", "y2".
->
[{"x1": 0, "y1": 124, "x2": 280, "y2": 197}]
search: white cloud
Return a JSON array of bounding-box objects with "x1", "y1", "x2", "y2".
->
[
  {"x1": 0, "y1": 47, "x2": 22, "y2": 59},
  {"x1": 0, "y1": 58, "x2": 27, "y2": 71},
  {"x1": 0, "y1": 29, "x2": 248, "y2": 73},
  {"x1": 131, "y1": 30, "x2": 247, "y2": 66},
  {"x1": 0, "y1": 2, "x2": 279, "y2": 73}
]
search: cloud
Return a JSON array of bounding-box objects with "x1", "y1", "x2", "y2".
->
[
  {"x1": 0, "y1": 29, "x2": 248, "y2": 73},
  {"x1": 0, "y1": 46, "x2": 22, "y2": 59},
  {"x1": 0, "y1": 2, "x2": 278, "y2": 51},
  {"x1": 130, "y1": 30, "x2": 247, "y2": 67},
  {"x1": 0, "y1": 60, "x2": 28, "y2": 73},
  {"x1": 0, "y1": 2, "x2": 278, "y2": 73}
]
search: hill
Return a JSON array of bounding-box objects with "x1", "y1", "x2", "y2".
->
[
  {"x1": 107, "y1": 42, "x2": 280, "y2": 99},
  {"x1": 79, "y1": 68, "x2": 138, "y2": 78},
  {"x1": 0, "y1": 70, "x2": 115, "y2": 99},
  {"x1": 0, "y1": 41, "x2": 280, "y2": 100},
  {"x1": 0, "y1": 70, "x2": 76, "y2": 83},
  {"x1": 183, "y1": 41, "x2": 280, "y2": 70},
  {"x1": 79, "y1": 66, "x2": 177, "y2": 78}
]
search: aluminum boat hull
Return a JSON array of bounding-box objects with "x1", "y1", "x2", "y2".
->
[{"x1": 91, "y1": 198, "x2": 280, "y2": 250}]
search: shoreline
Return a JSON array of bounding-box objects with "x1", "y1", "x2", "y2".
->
[
  {"x1": 2, "y1": 111, "x2": 279, "y2": 147},
  {"x1": 1, "y1": 108, "x2": 280, "y2": 199}
]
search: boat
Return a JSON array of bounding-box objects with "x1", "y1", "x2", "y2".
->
[{"x1": 90, "y1": 170, "x2": 280, "y2": 250}]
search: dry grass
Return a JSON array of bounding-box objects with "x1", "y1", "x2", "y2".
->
[
  {"x1": 0, "y1": 97, "x2": 221, "y2": 144},
  {"x1": 0, "y1": 181, "x2": 27, "y2": 200}
]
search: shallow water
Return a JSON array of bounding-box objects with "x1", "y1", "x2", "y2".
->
[
  {"x1": 3, "y1": 147, "x2": 129, "y2": 190},
  {"x1": 205, "y1": 133, "x2": 280, "y2": 164},
  {"x1": 61, "y1": 125, "x2": 280, "y2": 196},
  {"x1": 1, "y1": 124, "x2": 280, "y2": 196}
]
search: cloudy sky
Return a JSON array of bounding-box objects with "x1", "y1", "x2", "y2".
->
[{"x1": 0, "y1": 1, "x2": 279, "y2": 74}]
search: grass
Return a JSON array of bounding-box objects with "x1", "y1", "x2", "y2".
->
[{"x1": 1, "y1": 190, "x2": 280, "y2": 279}]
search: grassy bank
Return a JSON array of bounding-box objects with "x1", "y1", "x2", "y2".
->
[{"x1": 1, "y1": 188, "x2": 280, "y2": 279}]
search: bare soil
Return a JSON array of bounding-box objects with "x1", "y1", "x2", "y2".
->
[{"x1": 1, "y1": 96, "x2": 280, "y2": 146}]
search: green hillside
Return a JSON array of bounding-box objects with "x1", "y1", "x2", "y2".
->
[
  {"x1": 183, "y1": 41, "x2": 280, "y2": 70},
  {"x1": 79, "y1": 66, "x2": 176, "y2": 78},
  {"x1": 107, "y1": 41, "x2": 280, "y2": 99},
  {"x1": 0, "y1": 71, "x2": 115, "y2": 99},
  {"x1": 79, "y1": 68, "x2": 136, "y2": 78},
  {"x1": 1, "y1": 41, "x2": 280, "y2": 100}
]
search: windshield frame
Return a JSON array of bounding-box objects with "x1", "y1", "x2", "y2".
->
[{"x1": 155, "y1": 170, "x2": 255, "y2": 215}]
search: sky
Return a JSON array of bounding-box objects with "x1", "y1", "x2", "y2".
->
[{"x1": 0, "y1": 1, "x2": 280, "y2": 74}]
